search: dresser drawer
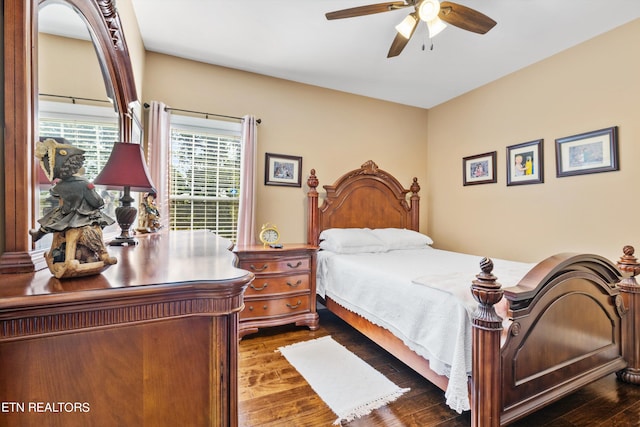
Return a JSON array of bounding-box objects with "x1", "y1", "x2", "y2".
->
[
  {"x1": 238, "y1": 256, "x2": 310, "y2": 275},
  {"x1": 240, "y1": 296, "x2": 310, "y2": 320},
  {"x1": 245, "y1": 274, "x2": 310, "y2": 296}
]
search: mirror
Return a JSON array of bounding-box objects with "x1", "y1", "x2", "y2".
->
[{"x1": 0, "y1": 0, "x2": 139, "y2": 272}]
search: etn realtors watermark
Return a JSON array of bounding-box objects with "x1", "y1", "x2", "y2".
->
[{"x1": 1, "y1": 401, "x2": 90, "y2": 413}]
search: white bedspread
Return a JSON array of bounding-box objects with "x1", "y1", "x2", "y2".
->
[{"x1": 316, "y1": 247, "x2": 535, "y2": 413}]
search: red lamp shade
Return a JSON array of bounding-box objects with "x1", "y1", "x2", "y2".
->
[
  {"x1": 93, "y1": 142, "x2": 156, "y2": 192},
  {"x1": 93, "y1": 142, "x2": 156, "y2": 246}
]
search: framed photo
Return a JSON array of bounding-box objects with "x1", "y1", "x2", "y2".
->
[
  {"x1": 555, "y1": 126, "x2": 619, "y2": 177},
  {"x1": 463, "y1": 151, "x2": 497, "y2": 186},
  {"x1": 506, "y1": 139, "x2": 544, "y2": 186},
  {"x1": 265, "y1": 153, "x2": 302, "y2": 187}
]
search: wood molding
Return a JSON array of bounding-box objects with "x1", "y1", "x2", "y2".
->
[
  {"x1": 1, "y1": 0, "x2": 35, "y2": 272},
  {"x1": 0, "y1": 295, "x2": 246, "y2": 342}
]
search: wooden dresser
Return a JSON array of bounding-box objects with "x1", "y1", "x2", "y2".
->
[
  {"x1": 234, "y1": 244, "x2": 319, "y2": 338},
  {"x1": 0, "y1": 230, "x2": 252, "y2": 427}
]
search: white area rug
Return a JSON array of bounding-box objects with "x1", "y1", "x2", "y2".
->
[{"x1": 277, "y1": 335, "x2": 410, "y2": 425}]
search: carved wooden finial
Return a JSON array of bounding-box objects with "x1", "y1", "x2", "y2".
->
[
  {"x1": 410, "y1": 177, "x2": 420, "y2": 195},
  {"x1": 471, "y1": 257, "x2": 504, "y2": 326},
  {"x1": 618, "y1": 245, "x2": 640, "y2": 277},
  {"x1": 480, "y1": 257, "x2": 493, "y2": 272},
  {"x1": 307, "y1": 169, "x2": 318, "y2": 191},
  {"x1": 361, "y1": 160, "x2": 378, "y2": 174},
  {"x1": 473, "y1": 257, "x2": 500, "y2": 290}
]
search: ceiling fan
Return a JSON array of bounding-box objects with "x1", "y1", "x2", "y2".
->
[{"x1": 325, "y1": 0, "x2": 497, "y2": 58}]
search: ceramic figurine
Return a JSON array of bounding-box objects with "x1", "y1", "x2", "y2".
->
[
  {"x1": 136, "y1": 191, "x2": 162, "y2": 233},
  {"x1": 30, "y1": 137, "x2": 117, "y2": 278}
]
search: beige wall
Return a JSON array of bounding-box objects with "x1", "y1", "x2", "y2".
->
[
  {"x1": 39, "y1": 34, "x2": 105, "y2": 100},
  {"x1": 142, "y1": 53, "x2": 429, "y2": 243},
  {"x1": 427, "y1": 19, "x2": 640, "y2": 262}
]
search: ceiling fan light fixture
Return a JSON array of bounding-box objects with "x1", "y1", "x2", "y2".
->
[
  {"x1": 418, "y1": 0, "x2": 440, "y2": 22},
  {"x1": 427, "y1": 17, "x2": 447, "y2": 38},
  {"x1": 395, "y1": 13, "x2": 417, "y2": 39}
]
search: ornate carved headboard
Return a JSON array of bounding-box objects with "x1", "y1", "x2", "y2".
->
[{"x1": 306, "y1": 160, "x2": 420, "y2": 245}]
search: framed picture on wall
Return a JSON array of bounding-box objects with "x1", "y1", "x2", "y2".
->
[
  {"x1": 463, "y1": 151, "x2": 497, "y2": 186},
  {"x1": 506, "y1": 139, "x2": 544, "y2": 186},
  {"x1": 555, "y1": 126, "x2": 619, "y2": 177},
  {"x1": 265, "y1": 153, "x2": 302, "y2": 187}
]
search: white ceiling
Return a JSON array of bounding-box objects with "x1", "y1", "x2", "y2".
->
[{"x1": 45, "y1": 1, "x2": 640, "y2": 109}]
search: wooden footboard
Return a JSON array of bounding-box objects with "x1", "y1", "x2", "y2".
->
[
  {"x1": 472, "y1": 252, "x2": 632, "y2": 426},
  {"x1": 321, "y1": 251, "x2": 634, "y2": 426}
]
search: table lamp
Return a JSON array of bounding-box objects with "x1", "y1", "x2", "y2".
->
[{"x1": 93, "y1": 142, "x2": 156, "y2": 246}]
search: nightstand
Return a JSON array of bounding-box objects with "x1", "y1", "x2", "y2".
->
[{"x1": 234, "y1": 244, "x2": 319, "y2": 338}]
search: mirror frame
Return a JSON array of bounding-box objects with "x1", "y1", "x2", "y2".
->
[{"x1": 1, "y1": 0, "x2": 139, "y2": 272}]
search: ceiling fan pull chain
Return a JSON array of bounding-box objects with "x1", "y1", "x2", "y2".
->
[{"x1": 422, "y1": 31, "x2": 434, "y2": 52}]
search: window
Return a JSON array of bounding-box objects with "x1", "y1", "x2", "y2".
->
[{"x1": 169, "y1": 115, "x2": 242, "y2": 240}]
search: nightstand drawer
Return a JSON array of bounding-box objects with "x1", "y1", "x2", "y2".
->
[
  {"x1": 238, "y1": 257, "x2": 310, "y2": 274},
  {"x1": 245, "y1": 274, "x2": 310, "y2": 296},
  {"x1": 241, "y1": 296, "x2": 310, "y2": 320}
]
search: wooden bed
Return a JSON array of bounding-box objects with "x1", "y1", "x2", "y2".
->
[{"x1": 306, "y1": 160, "x2": 640, "y2": 426}]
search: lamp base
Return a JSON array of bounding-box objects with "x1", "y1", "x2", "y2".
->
[
  {"x1": 109, "y1": 204, "x2": 139, "y2": 246},
  {"x1": 108, "y1": 235, "x2": 139, "y2": 246}
]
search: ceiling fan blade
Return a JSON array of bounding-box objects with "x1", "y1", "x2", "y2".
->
[
  {"x1": 438, "y1": 1, "x2": 496, "y2": 34},
  {"x1": 387, "y1": 15, "x2": 418, "y2": 57},
  {"x1": 326, "y1": 2, "x2": 409, "y2": 20}
]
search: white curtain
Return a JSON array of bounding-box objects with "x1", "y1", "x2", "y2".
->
[
  {"x1": 146, "y1": 101, "x2": 171, "y2": 229},
  {"x1": 236, "y1": 115, "x2": 258, "y2": 246}
]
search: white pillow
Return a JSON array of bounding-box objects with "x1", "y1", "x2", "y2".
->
[
  {"x1": 370, "y1": 228, "x2": 433, "y2": 250},
  {"x1": 319, "y1": 228, "x2": 387, "y2": 254}
]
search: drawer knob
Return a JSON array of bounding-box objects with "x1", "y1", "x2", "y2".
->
[
  {"x1": 287, "y1": 261, "x2": 303, "y2": 269},
  {"x1": 286, "y1": 300, "x2": 302, "y2": 309},
  {"x1": 249, "y1": 264, "x2": 268, "y2": 272},
  {"x1": 248, "y1": 306, "x2": 254, "y2": 311},
  {"x1": 250, "y1": 282, "x2": 268, "y2": 291},
  {"x1": 286, "y1": 280, "x2": 302, "y2": 288}
]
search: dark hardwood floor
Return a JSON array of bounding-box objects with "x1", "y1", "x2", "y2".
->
[{"x1": 238, "y1": 308, "x2": 640, "y2": 426}]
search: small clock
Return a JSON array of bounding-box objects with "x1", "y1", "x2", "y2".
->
[{"x1": 259, "y1": 223, "x2": 280, "y2": 246}]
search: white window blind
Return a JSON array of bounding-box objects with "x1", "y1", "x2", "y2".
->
[
  {"x1": 39, "y1": 101, "x2": 119, "y2": 181},
  {"x1": 170, "y1": 115, "x2": 242, "y2": 240}
]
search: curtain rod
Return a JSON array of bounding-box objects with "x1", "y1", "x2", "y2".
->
[
  {"x1": 39, "y1": 93, "x2": 113, "y2": 105},
  {"x1": 143, "y1": 102, "x2": 261, "y2": 124}
]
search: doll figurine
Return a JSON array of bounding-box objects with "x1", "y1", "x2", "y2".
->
[
  {"x1": 30, "y1": 137, "x2": 117, "y2": 278},
  {"x1": 137, "y1": 191, "x2": 162, "y2": 234}
]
